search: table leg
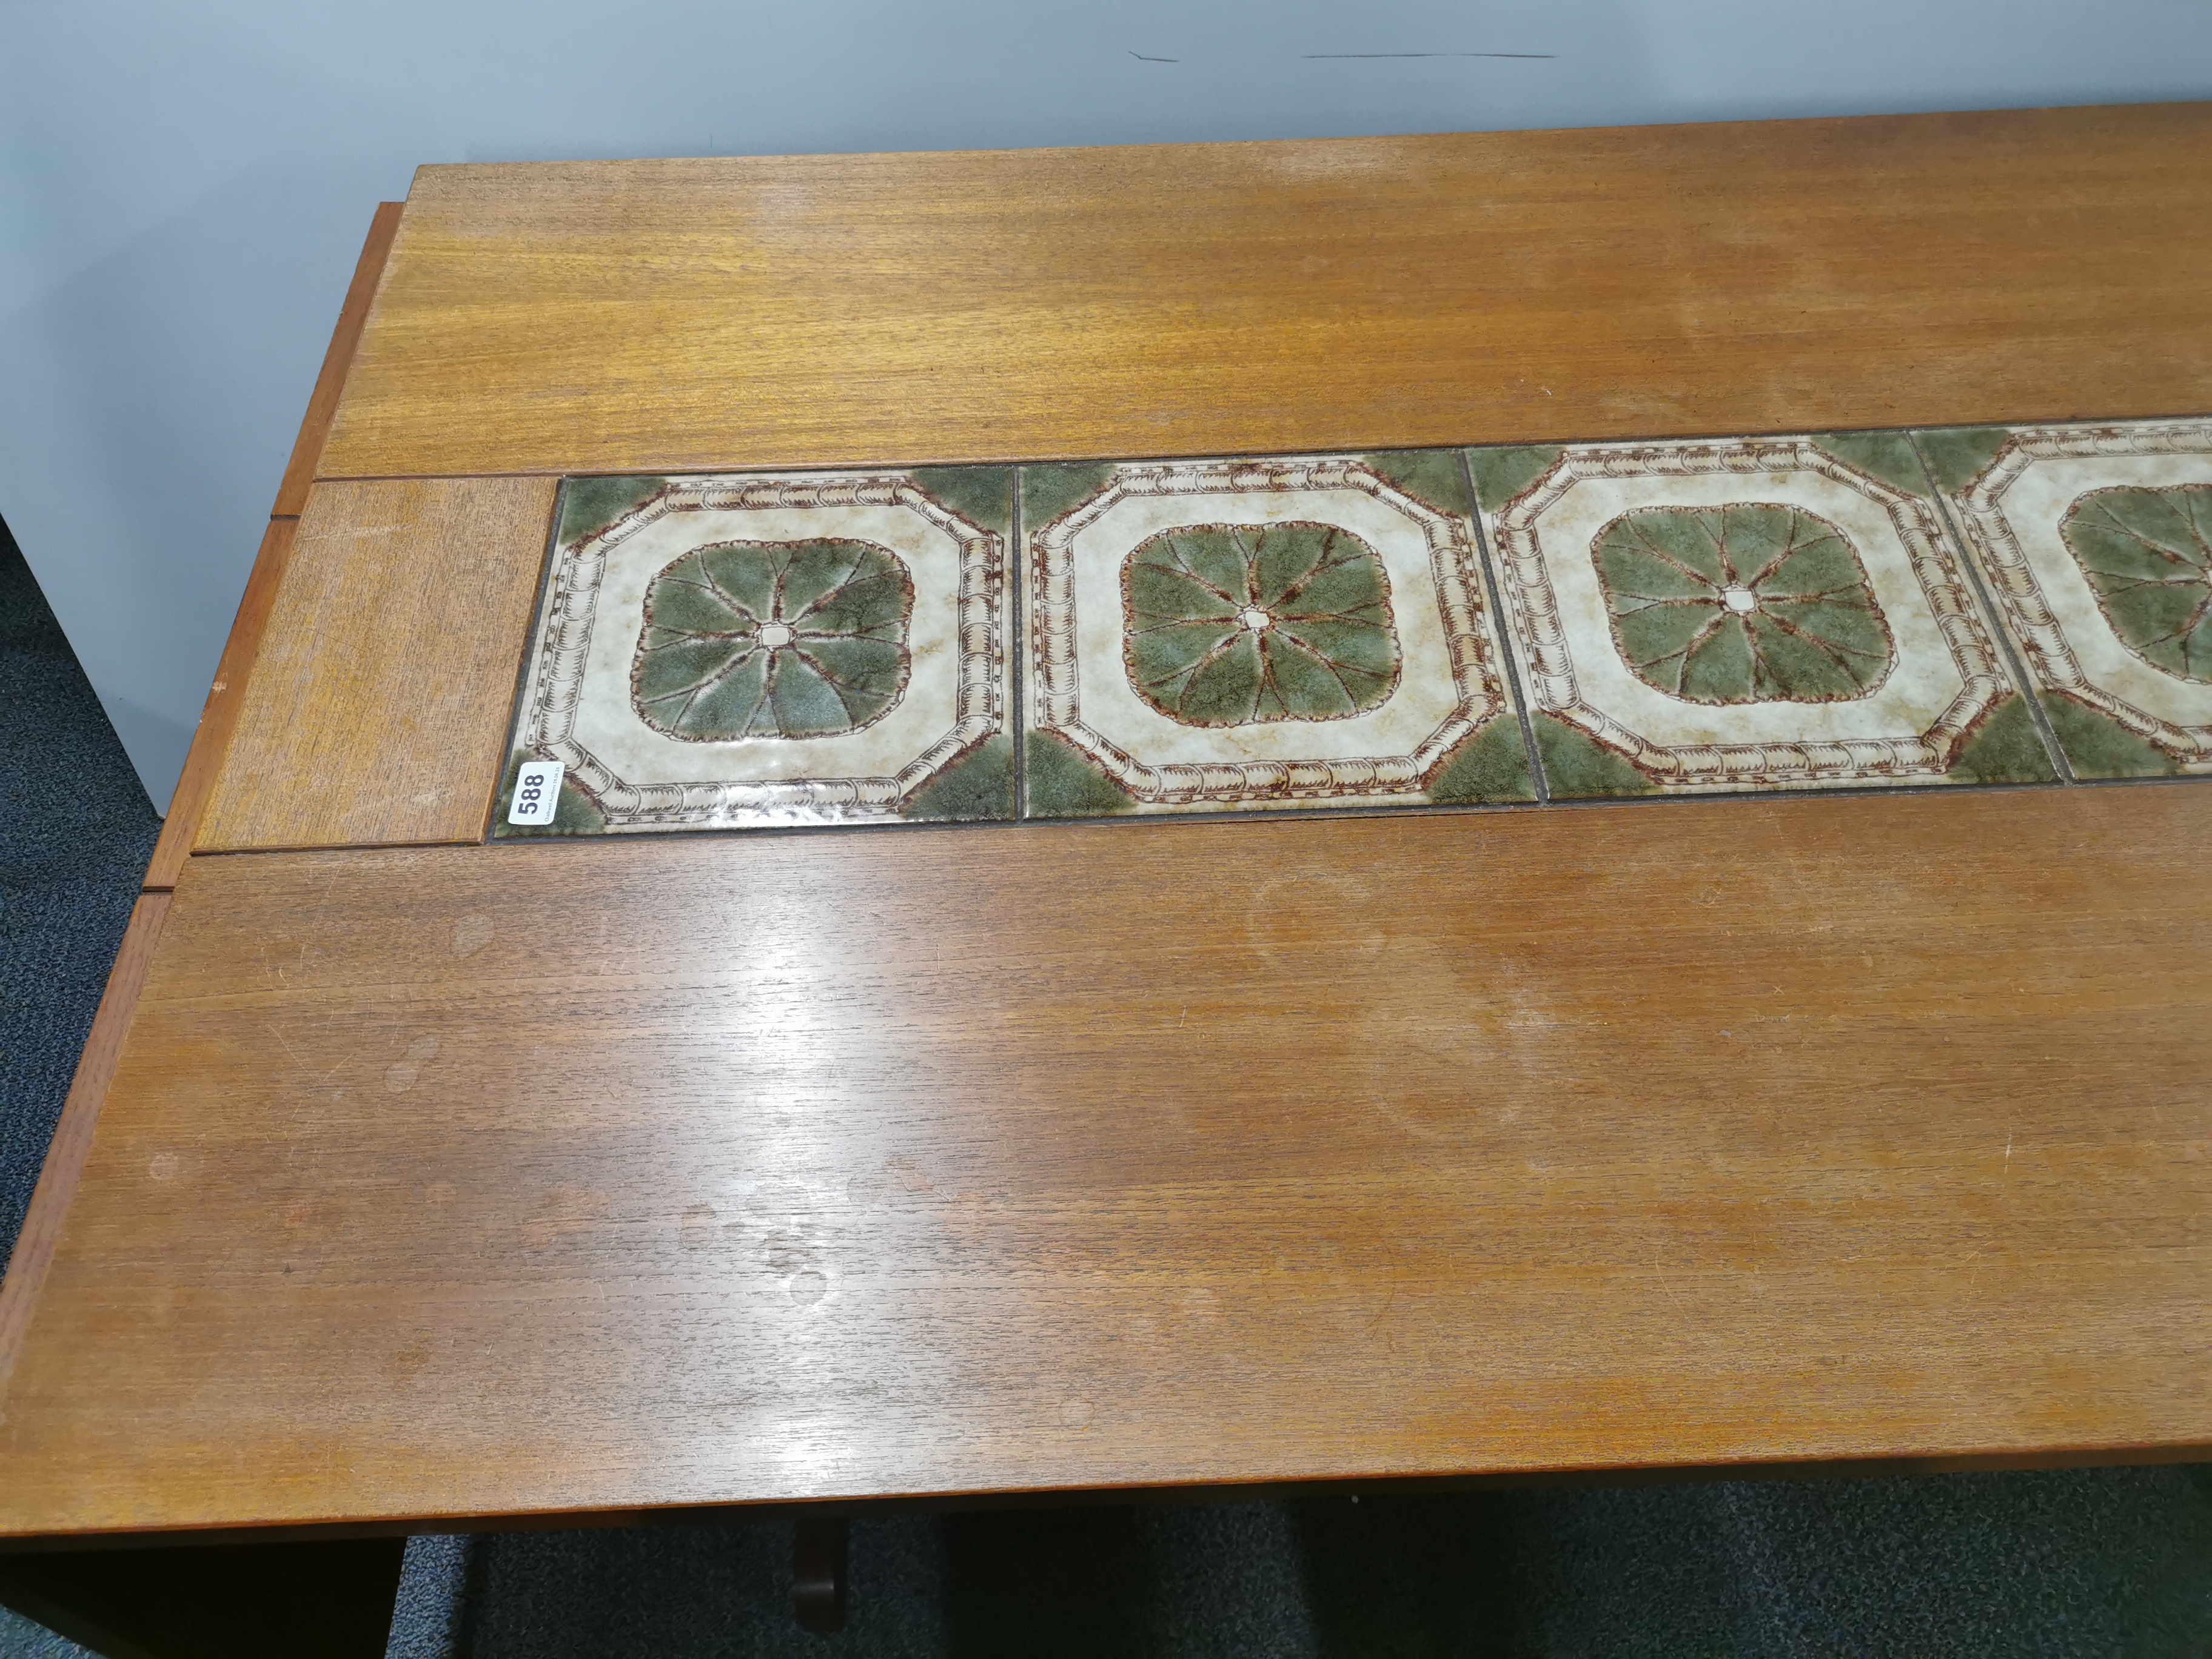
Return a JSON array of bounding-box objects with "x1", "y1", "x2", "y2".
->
[{"x1": 791, "y1": 1516, "x2": 848, "y2": 1635}]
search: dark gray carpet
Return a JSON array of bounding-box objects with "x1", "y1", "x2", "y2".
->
[
  {"x1": 0, "y1": 514, "x2": 155, "y2": 1657},
  {"x1": 2, "y1": 511, "x2": 2210, "y2": 1659},
  {"x1": 0, "y1": 1613, "x2": 87, "y2": 1659},
  {"x1": 386, "y1": 1473, "x2": 2212, "y2": 1658},
  {"x1": 0, "y1": 514, "x2": 158, "y2": 1273}
]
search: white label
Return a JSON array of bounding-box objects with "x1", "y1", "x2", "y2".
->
[{"x1": 507, "y1": 760, "x2": 565, "y2": 826}]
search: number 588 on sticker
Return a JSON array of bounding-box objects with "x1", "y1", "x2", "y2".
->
[{"x1": 508, "y1": 759, "x2": 566, "y2": 826}]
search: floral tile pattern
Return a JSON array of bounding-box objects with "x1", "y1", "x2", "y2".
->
[
  {"x1": 1470, "y1": 434, "x2": 2055, "y2": 798},
  {"x1": 1021, "y1": 450, "x2": 1533, "y2": 817},
  {"x1": 496, "y1": 467, "x2": 1014, "y2": 834},
  {"x1": 1122, "y1": 520, "x2": 1403, "y2": 725},
  {"x1": 1590, "y1": 501, "x2": 1892, "y2": 703},
  {"x1": 1926, "y1": 420, "x2": 2212, "y2": 779}
]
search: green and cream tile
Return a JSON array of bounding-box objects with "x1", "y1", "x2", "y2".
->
[
  {"x1": 1468, "y1": 432, "x2": 2054, "y2": 798},
  {"x1": 1923, "y1": 418, "x2": 2212, "y2": 779},
  {"x1": 1020, "y1": 450, "x2": 1535, "y2": 817},
  {"x1": 496, "y1": 466, "x2": 1014, "y2": 835}
]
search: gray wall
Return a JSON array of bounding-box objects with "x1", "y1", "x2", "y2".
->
[{"x1": 4, "y1": 0, "x2": 2207, "y2": 811}]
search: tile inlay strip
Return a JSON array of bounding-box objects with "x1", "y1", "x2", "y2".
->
[{"x1": 486, "y1": 418, "x2": 2212, "y2": 842}]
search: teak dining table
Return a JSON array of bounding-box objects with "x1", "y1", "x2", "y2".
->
[{"x1": 3, "y1": 102, "x2": 2211, "y2": 1656}]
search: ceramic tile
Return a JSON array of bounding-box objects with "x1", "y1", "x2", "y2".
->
[
  {"x1": 1470, "y1": 433, "x2": 2054, "y2": 798},
  {"x1": 1928, "y1": 419, "x2": 2212, "y2": 779},
  {"x1": 1019, "y1": 451, "x2": 1533, "y2": 817},
  {"x1": 496, "y1": 467, "x2": 1014, "y2": 835}
]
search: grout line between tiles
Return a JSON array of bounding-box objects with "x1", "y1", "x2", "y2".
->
[
  {"x1": 1908, "y1": 430, "x2": 2078, "y2": 785},
  {"x1": 1458, "y1": 447, "x2": 1551, "y2": 805}
]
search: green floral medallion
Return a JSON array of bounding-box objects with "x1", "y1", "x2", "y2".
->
[
  {"x1": 1591, "y1": 503, "x2": 1893, "y2": 704},
  {"x1": 1121, "y1": 521, "x2": 1401, "y2": 726},
  {"x1": 2060, "y1": 484, "x2": 2212, "y2": 683},
  {"x1": 631, "y1": 538, "x2": 913, "y2": 740}
]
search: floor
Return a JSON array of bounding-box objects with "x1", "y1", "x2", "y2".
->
[
  {"x1": 5, "y1": 512, "x2": 2212, "y2": 1656},
  {"x1": 497, "y1": 422, "x2": 2211, "y2": 839},
  {"x1": 0, "y1": 520, "x2": 159, "y2": 1278},
  {"x1": 387, "y1": 1476, "x2": 2212, "y2": 1658}
]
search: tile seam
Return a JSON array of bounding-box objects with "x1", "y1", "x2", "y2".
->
[
  {"x1": 1458, "y1": 447, "x2": 1552, "y2": 805},
  {"x1": 1907, "y1": 429, "x2": 2078, "y2": 784}
]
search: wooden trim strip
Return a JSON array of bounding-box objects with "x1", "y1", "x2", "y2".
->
[
  {"x1": 271, "y1": 202, "x2": 404, "y2": 518},
  {"x1": 192, "y1": 475, "x2": 561, "y2": 855},
  {"x1": 0, "y1": 1440, "x2": 2205, "y2": 1550},
  {"x1": 147, "y1": 201, "x2": 404, "y2": 885},
  {"x1": 0, "y1": 893, "x2": 171, "y2": 1407},
  {"x1": 141, "y1": 520, "x2": 299, "y2": 889}
]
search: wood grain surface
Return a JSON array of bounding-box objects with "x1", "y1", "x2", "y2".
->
[
  {"x1": 146, "y1": 203, "x2": 404, "y2": 883},
  {"x1": 195, "y1": 476, "x2": 557, "y2": 853},
  {"x1": 272, "y1": 203, "x2": 405, "y2": 518},
  {"x1": 0, "y1": 895, "x2": 170, "y2": 1398},
  {"x1": 142, "y1": 519, "x2": 299, "y2": 888},
  {"x1": 4, "y1": 785, "x2": 2207, "y2": 1535},
  {"x1": 318, "y1": 104, "x2": 2212, "y2": 481}
]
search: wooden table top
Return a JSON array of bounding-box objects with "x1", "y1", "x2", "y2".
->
[{"x1": 1, "y1": 104, "x2": 2209, "y2": 1540}]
